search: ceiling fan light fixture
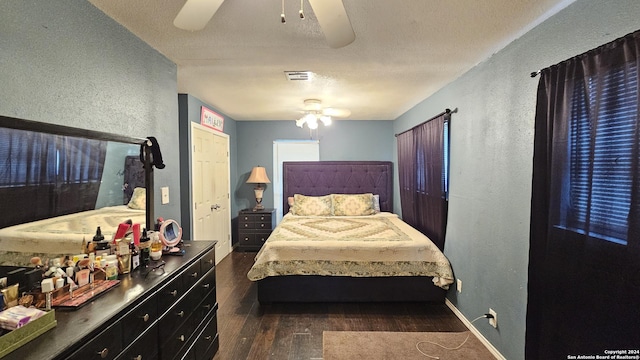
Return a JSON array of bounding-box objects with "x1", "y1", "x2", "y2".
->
[
  {"x1": 307, "y1": 118, "x2": 319, "y2": 130},
  {"x1": 320, "y1": 115, "x2": 332, "y2": 126}
]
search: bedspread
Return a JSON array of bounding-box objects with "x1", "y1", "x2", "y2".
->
[
  {"x1": 247, "y1": 212, "x2": 454, "y2": 289},
  {"x1": 0, "y1": 205, "x2": 145, "y2": 256}
]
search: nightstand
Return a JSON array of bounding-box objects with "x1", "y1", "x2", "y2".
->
[{"x1": 237, "y1": 208, "x2": 276, "y2": 251}]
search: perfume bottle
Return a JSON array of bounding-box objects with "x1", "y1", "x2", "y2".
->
[{"x1": 150, "y1": 231, "x2": 163, "y2": 261}]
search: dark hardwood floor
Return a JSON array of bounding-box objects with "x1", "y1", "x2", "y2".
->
[{"x1": 213, "y1": 251, "x2": 466, "y2": 360}]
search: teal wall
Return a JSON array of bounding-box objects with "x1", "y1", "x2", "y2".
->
[
  {"x1": 0, "y1": 0, "x2": 180, "y2": 225},
  {"x1": 393, "y1": 1, "x2": 640, "y2": 359},
  {"x1": 235, "y1": 120, "x2": 394, "y2": 210}
]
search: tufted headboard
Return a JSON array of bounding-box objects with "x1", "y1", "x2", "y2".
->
[{"x1": 282, "y1": 161, "x2": 393, "y2": 214}]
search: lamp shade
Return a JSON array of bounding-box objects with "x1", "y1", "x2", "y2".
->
[{"x1": 246, "y1": 166, "x2": 271, "y2": 184}]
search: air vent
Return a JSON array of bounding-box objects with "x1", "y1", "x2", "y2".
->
[{"x1": 284, "y1": 71, "x2": 312, "y2": 81}]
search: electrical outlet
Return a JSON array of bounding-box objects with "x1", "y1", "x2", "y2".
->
[
  {"x1": 489, "y1": 308, "x2": 497, "y2": 328},
  {"x1": 456, "y1": 279, "x2": 462, "y2": 293}
]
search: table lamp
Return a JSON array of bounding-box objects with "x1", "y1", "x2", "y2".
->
[{"x1": 246, "y1": 166, "x2": 271, "y2": 211}]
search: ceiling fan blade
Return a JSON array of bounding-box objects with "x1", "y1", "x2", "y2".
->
[
  {"x1": 309, "y1": 0, "x2": 355, "y2": 49},
  {"x1": 323, "y1": 108, "x2": 351, "y2": 117},
  {"x1": 174, "y1": 0, "x2": 225, "y2": 31}
]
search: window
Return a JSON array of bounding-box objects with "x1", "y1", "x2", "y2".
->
[{"x1": 561, "y1": 63, "x2": 638, "y2": 245}]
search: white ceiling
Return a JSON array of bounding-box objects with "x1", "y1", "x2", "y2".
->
[{"x1": 88, "y1": 0, "x2": 571, "y2": 121}]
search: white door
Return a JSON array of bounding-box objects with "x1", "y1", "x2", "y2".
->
[
  {"x1": 191, "y1": 123, "x2": 231, "y2": 264},
  {"x1": 272, "y1": 140, "x2": 319, "y2": 223}
]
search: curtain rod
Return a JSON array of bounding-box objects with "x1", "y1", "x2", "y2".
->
[
  {"x1": 530, "y1": 29, "x2": 640, "y2": 79},
  {"x1": 394, "y1": 108, "x2": 456, "y2": 137}
]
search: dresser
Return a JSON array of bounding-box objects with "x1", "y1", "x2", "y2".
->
[
  {"x1": 3, "y1": 241, "x2": 218, "y2": 360},
  {"x1": 237, "y1": 208, "x2": 276, "y2": 251}
]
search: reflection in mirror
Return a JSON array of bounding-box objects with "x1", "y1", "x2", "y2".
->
[{"x1": 0, "y1": 115, "x2": 150, "y2": 266}]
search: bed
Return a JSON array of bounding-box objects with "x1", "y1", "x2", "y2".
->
[{"x1": 248, "y1": 161, "x2": 453, "y2": 303}]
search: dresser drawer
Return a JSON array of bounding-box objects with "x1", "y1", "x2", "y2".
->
[
  {"x1": 181, "y1": 260, "x2": 202, "y2": 290},
  {"x1": 159, "y1": 288, "x2": 200, "y2": 342},
  {"x1": 115, "y1": 324, "x2": 158, "y2": 360},
  {"x1": 157, "y1": 274, "x2": 184, "y2": 314},
  {"x1": 159, "y1": 316, "x2": 197, "y2": 360},
  {"x1": 122, "y1": 294, "x2": 158, "y2": 342},
  {"x1": 194, "y1": 314, "x2": 219, "y2": 360},
  {"x1": 194, "y1": 290, "x2": 217, "y2": 322},
  {"x1": 200, "y1": 249, "x2": 216, "y2": 274},
  {"x1": 196, "y1": 268, "x2": 216, "y2": 300},
  {"x1": 67, "y1": 322, "x2": 123, "y2": 360}
]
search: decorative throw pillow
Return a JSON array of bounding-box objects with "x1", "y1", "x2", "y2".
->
[
  {"x1": 292, "y1": 194, "x2": 332, "y2": 216},
  {"x1": 332, "y1": 193, "x2": 376, "y2": 216},
  {"x1": 373, "y1": 194, "x2": 381, "y2": 213},
  {"x1": 127, "y1": 187, "x2": 146, "y2": 210}
]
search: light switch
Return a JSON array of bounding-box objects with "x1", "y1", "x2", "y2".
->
[{"x1": 161, "y1": 186, "x2": 169, "y2": 204}]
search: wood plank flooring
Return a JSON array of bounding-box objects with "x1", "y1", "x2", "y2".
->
[{"x1": 212, "y1": 251, "x2": 466, "y2": 360}]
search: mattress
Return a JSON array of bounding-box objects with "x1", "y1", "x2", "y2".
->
[
  {"x1": 247, "y1": 212, "x2": 454, "y2": 289},
  {"x1": 0, "y1": 205, "x2": 146, "y2": 256}
]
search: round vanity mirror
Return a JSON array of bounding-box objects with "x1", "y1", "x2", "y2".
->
[{"x1": 159, "y1": 219, "x2": 182, "y2": 248}]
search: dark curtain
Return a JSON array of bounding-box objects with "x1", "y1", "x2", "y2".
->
[
  {"x1": 397, "y1": 113, "x2": 448, "y2": 250},
  {"x1": 527, "y1": 30, "x2": 640, "y2": 358},
  {"x1": 0, "y1": 128, "x2": 107, "y2": 228}
]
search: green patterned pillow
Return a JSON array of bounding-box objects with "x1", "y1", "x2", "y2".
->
[
  {"x1": 332, "y1": 193, "x2": 376, "y2": 216},
  {"x1": 127, "y1": 187, "x2": 146, "y2": 210},
  {"x1": 292, "y1": 194, "x2": 332, "y2": 216}
]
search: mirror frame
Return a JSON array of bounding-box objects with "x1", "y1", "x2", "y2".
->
[{"x1": 0, "y1": 114, "x2": 154, "y2": 231}]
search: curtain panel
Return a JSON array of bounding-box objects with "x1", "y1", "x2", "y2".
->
[
  {"x1": 397, "y1": 112, "x2": 448, "y2": 250},
  {"x1": 527, "y1": 30, "x2": 640, "y2": 358},
  {"x1": 0, "y1": 128, "x2": 107, "y2": 228}
]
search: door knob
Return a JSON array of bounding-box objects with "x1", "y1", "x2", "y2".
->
[{"x1": 211, "y1": 204, "x2": 220, "y2": 210}]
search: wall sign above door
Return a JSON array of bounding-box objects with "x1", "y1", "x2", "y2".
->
[{"x1": 201, "y1": 106, "x2": 224, "y2": 132}]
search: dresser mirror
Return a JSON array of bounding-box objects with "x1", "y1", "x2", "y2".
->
[{"x1": 0, "y1": 115, "x2": 154, "y2": 266}]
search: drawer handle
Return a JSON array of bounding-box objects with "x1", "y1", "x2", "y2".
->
[
  {"x1": 203, "y1": 304, "x2": 211, "y2": 310},
  {"x1": 178, "y1": 334, "x2": 185, "y2": 342},
  {"x1": 97, "y1": 348, "x2": 109, "y2": 358},
  {"x1": 205, "y1": 335, "x2": 212, "y2": 341},
  {"x1": 190, "y1": 272, "x2": 198, "y2": 278},
  {"x1": 202, "y1": 283, "x2": 210, "y2": 289},
  {"x1": 243, "y1": 224, "x2": 249, "y2": 228},
  {"x1": 260, "y1": 224, "x2": 265, "y2": 228},
  {"x1": 133, "y1": 356, "x2": 142, "y2": 360},
  {"x1": 177, "y1": 310, "x2": 185, "y2": 317},
  {"x1": 243, "y1": 237, "x2": 250, "y2": 241},
  {"x1": 139, "y1": 313, "x2": 150, "y2": 322},
  {"x1": 169, "y1": 290, "x2": 178, "y2": 297},
  {"x1": 206, "y1": 259, "x2": 214, "y2": 265}
]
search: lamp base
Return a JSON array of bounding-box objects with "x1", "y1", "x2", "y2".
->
[{"x1": 253, "y1": 204, "x2": 265, "y2": 211}]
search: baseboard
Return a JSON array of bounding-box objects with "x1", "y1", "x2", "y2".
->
[{"x1": 445, "y1": 299, "x2": 506, "y2": 360}]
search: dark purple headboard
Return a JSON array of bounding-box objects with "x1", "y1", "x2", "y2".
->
[{"x1": 283, "y1": 161, "x2": 393, "y2": 214}]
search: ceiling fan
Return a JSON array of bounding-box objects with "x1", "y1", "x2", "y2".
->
[
  {"x1": 173, "y1": 0, "x2": 355, "y2": 48},
  {"x1": 295, "y1": 99, "x2": 351, "y2": 129}
]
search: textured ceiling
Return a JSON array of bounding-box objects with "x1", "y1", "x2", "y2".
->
[{"x1": 88, "y1": 0, "x2": 572, "y2": 121}]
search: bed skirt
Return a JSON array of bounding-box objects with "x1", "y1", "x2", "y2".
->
[{"x1": 257, "y1": 275, "x2": 446, "y2": 303}]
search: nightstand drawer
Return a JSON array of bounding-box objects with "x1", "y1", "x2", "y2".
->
[
  {"x1": 241, "y1": 221, "x2": 271, "y2": 229},
  {"x1": 239, "y1": 231, "x2": 270, "y2": 245}
]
